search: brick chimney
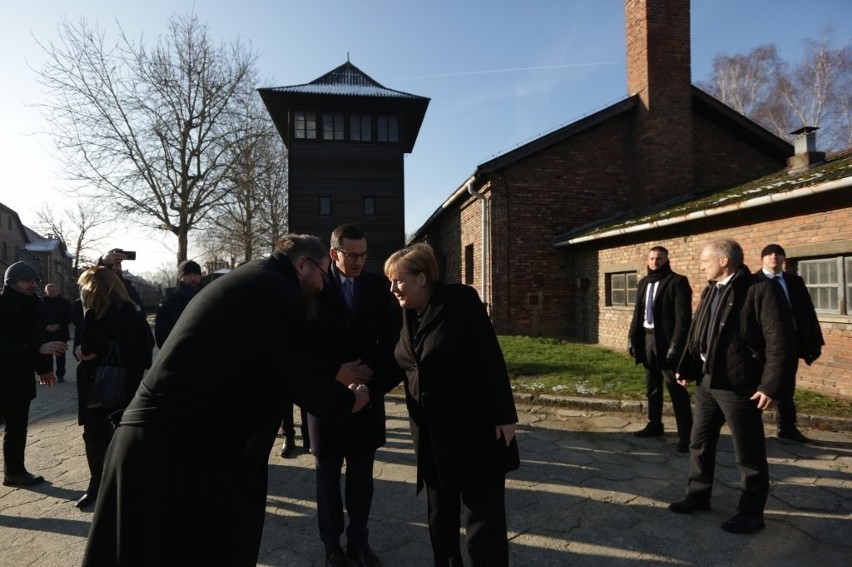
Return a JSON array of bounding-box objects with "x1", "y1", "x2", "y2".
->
[
  {"x1": 787, "y1": 126, "x2": 825, "y2": 171},
  {"x1": 626, "y1": 0, "x2": 694, "y2": 208}
]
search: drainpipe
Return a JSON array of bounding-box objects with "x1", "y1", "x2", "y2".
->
[{"x1": 466, "y1": 178, "x2": 489, "y2": 312}]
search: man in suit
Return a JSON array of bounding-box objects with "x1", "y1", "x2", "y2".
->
[
  {"x1": 306, "y1": 224, "x2": 402, "y2": 567},
  {"x1": 757, "y1": 243, "x2": 824, "y2": 443},
  {"x1": 670, "y1": 239, "x2": 795, "y2": 534},
  {"x1": 628, "y1": 246, "x2": 693, "y2": 452},
  {"x1": 40, "y1": 283, "x2": 72, "y2": 383}
]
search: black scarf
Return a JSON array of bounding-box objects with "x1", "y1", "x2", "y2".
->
[{"x1": 645, "y1": 261, "x2": 672, "y2": 283}]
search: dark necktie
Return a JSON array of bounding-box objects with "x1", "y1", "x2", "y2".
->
[
  {"x1": 705, "y1": 283, "x2": 725, "y2": 350},
  {"x1": 645, "y1": 282, "x2": 656, "y2": 326},
  {"x1": 343, "y1": 278, "x2": 355, "y2": 314}
]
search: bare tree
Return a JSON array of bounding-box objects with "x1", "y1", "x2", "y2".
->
[
  {"x1": 35, "y1": 12, "x2": 260, "y2": 263},
  {"x1": 33, "y1": 199, "x2": 110, "y2": 271},
  {"x1": 700, "y1": 33, "x2": 852, "y2": 153},
  {"x1": 203, "y1": 94, "x2": 288, "y2": 263}
]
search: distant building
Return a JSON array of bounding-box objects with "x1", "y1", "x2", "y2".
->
[
  {"x1": 259, "y1": 61, "x2": 429, "y2": 273},
  {"x1": 0, "y1": 202, "x2": 74, "y2": 294},
  {"x1": 409, "y1": 0, "x2": 852, "y2": 398}
]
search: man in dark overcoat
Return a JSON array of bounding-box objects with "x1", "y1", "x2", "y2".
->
[
  {"x1": 40, "y1": 283, "x2": 72, "y2": 382},
  {"x1": 756, "y1": 243, "x2": 824, "y2": 443},
  {"x1": 628, "y1": 246, "x2": 693, "y2": 451},
  {"x1": 670, "y1": 239, "x2": 795, "y2": 535},
  {"x1": 83, "y1": 235, "x2": 371, "y2": 567},
  {"x1": 1, "y1": 262, "x2": 64, "y2": 486},
  {"x1": 154, "y1": 259, "x2": 204, "y2": 348},
  {"x1": 306, "y1": 224, "x2": 402, "y2": 567}
]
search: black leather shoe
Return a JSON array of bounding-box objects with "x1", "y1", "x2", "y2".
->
[
  {"x1": 669, "y1": 494, "x2": 711, "y2": 514},
  {"x1": 721, "y1": 511, "x2": 765, "y2": 534},
  {"x1": 280, "y1": 435, "x2": 296, "y2": 458},
  {"x1": 57, "y1": 376, "x2": 66, "y2": 383},
  {"x1": 634, "y1": 423, "x2": 664, "y2": 437},
  {"x1": 676, "y1": 440, "x2": 689, "y2": 453},
  {"x1": 76, "y1": 492, "x2": 97, "y2": 508},
  {"x1": 778, "y1": 428, "x2": 813, "y2": 444},
  {"x1": 3, "y1": 471, "x2": 45, "y2": 487},
  {"x1": 324, "y1": 543, "x2": 347, "y2": 567},
  {"x1": 346, "y1": 543, "x2": 381, "y2": 567}
]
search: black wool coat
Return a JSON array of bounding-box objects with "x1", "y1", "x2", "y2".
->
[
  {"x1": 0, "y1": 286, "x2": 51, "y2": 403},
  {"x1": 40, "y1": 294, "x2": 72, "y2": 342},
  {"x1": 628, "y1": 269, "x2": 692, "y2": 369},
  {"x1": 394, "y1": 283, "x2": 519, "y2": 493},
  {"x1": 154, "y1": 282, "x2": 203, "y2": 348},
  {"x1": 83, "y1": 250, "x2": 357, "y2": 567},
  {"x1": 677, "y1": 266, "x2": 796, "y2": 399},
  {"x1": 306, "y1": 267, "x2": 403, "y2": 457},
  {"x1": 75, "y1": 301, "x2": 149, "y2": 426},
  {"x1": 756, "y1": 270, "x2": 825, "y2": 364}
]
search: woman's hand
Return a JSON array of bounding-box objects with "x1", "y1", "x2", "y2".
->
[
  {"x1": 495, "y1": 423, "x2": 517, "y2": 447},
  {"x1": 74, "y1": 345, "x2": 97, "y2": 362}
]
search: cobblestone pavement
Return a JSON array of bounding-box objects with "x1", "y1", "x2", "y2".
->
[{"x1": 2, "y1": 354, "x2": 851, "y2": 566}]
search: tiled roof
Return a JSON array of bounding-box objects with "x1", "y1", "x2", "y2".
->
[{"x1": 266, "y1": 61, "x2": 425, "y2": 100}]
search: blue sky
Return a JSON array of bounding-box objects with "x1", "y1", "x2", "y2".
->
[{"x1": 2, "y1": 1, "x2": 849, "y2": 274}]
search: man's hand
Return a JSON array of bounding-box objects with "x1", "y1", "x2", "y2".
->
[
  {"x1": 336, "y1": 359, "x2": 374, "y2": 387},
  {"x1": 350, "y1": 383, "x2": 370, "y2": 412},
  {"x1": 38, "y1": 372, "x2": 56, "y2": 386},
  {"x1": 496, "y1": 423, "x2": 517, "y2": 447},
  {"x1": 45, "y1": 324, "x2": 60, "y2": 333},
  {"x1": 675, "y1": 372, "x2": 691, "y2": 388},
  {"x1": 750, "y1": 390, "x2": 775, "y2": 411},
  {"x1": 39, "y1": 341, "x2": 66, "y2": 356},
  {"x1": 628, "y1": 346, "x2": 636, "y2": 358}
]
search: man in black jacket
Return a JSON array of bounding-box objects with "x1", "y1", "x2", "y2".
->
[
  {"x1": 1, "y1": 262, "x2": 65, "y2": 486},
  {"x1": 40, "y1": 283, "x2": 72, "y2": 383},
  {"x1": 670, "y1": 239, "x2": 795, "y2": 535},
  {"x1": 155, "y1": 259, "x2": 204, "y2": 348},
  {"x1": 306, "y1": 224, "x2": 402, "y2": 567},
  {"x1": 83, "y1": 235, "x2": 372, "y2": 567},
  {"x1": 757, "y1": 244, "x2": 824, "y2": 443},
  {"x1": 628, "y1": 246, "x2": 693, "y2": 452}
]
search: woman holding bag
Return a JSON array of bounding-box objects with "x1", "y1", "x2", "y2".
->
[
  {"x1": 384, "y1": 243, "x2": 519, "y2": 566},
  {"x1": 74, "y1": 266, "x2": 149, "y2": 509}
]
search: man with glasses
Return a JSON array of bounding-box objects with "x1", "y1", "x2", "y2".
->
[{"x1": 307, "y1": 224, "x2": 403, "y2": 567}]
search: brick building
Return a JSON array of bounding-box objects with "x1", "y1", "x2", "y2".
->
[{"x1": 409, "y1": 0, "x2": 852, "y2": 397}]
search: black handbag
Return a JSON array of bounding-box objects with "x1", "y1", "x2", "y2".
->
[{"x1": 87, "y1": 340, "x2": 127, "y2": 410}]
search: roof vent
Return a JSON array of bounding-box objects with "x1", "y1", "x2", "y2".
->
[{"x1": 787, "y1": 126, "x2": 825, "y2": 171}]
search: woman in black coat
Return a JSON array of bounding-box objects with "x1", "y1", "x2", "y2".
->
[
  {"x1": 74, "y1": 266, "x2": 150, "y2": 509},
  {"x1": 384, "y1": 243, "x2": 519, "y2": 567}
]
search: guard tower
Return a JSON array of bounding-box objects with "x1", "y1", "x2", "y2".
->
[{"x1": 259, "y1": 61, "x2": 429, "y2": 271}]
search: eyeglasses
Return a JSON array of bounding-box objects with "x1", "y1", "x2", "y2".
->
[
  {"x1": 306, "y1": 257, "x2": 329, "y2": 279},
  {"x1": 335, "y1": 249, "x2": 368, "y2": 262}
]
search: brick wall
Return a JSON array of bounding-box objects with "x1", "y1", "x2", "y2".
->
[{"x1": 588, "y1": 203, "x2": 852, "y2": 398}]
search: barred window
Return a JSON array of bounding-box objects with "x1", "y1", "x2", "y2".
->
[
  {"x1": 606, "y1": 271, "x2": 638, "y2": 306},
  {"x1": 323, "y1": 112, "x2": 344, "y2": 140},
  {"x1": 799, "y1": 256, "x2": 851, "y2": 314},
  {"x1": 294, "y1": 111, "x2": 317, "y2": 139}
]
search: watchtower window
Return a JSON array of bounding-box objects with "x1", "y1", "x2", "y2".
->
[
  {"x1": 377, "y1": 115, "x2": 399, "y2": 143},
  {"x1": 294, "y1": 111, "x2": 317, "y2": 139},
  {"x1": 350, "y1": 114, "x2": 372, "y2": 141},
  {"x1": 323, "y1": 113, "x2": 344, "y2": 140}
]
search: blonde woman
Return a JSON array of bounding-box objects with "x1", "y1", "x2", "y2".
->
[
  {"x1": 384, "y1": 243, "x2": 519, "y2": 566},
  {"x1": 74, "y1": 266, "x2": 149, "y2": 509}
]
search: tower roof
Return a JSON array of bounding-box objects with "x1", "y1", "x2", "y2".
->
[{"x1": 259, "y1": 61, "x2": 430, "y2": 152}]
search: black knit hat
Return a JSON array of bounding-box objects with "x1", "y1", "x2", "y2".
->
[
  {"x1": 4, "y1": 261, "x2": 40, "y2": 286},
  {"x1": 760, "y1": 244, "x2": 786, "y2": 258},
  {"x1": 178, "y1": 260, "x2": 202, "y2": 278}
]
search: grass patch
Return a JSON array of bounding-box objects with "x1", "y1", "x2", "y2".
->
[{"x1": 499, "y1": 336, "x2": 852, "y2": 418}]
